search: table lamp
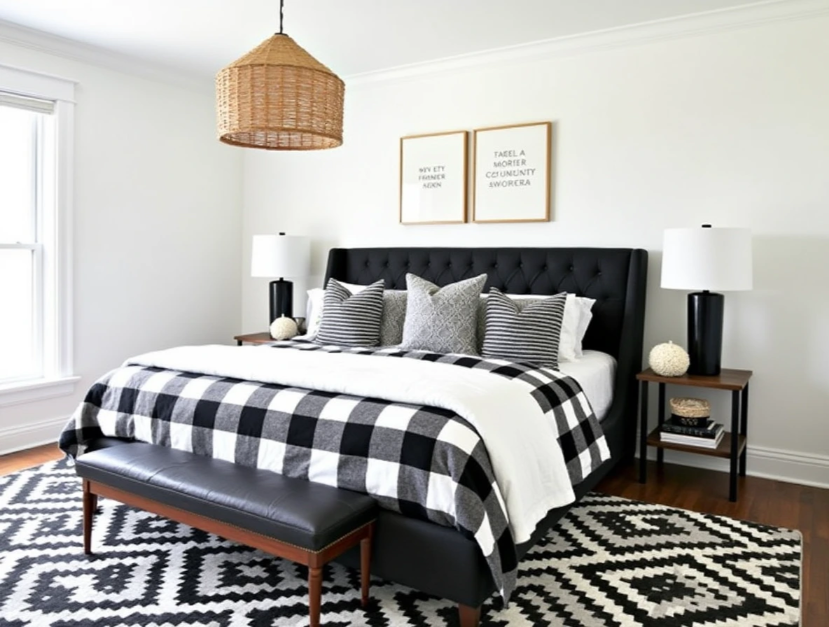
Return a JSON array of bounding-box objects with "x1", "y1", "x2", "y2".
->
[
  {"x1": 251, "y1": 233, "x2": 310, "y2": 325},
  {"x1": 661, "y1": 225, "x2": 752, "y2": 376}
]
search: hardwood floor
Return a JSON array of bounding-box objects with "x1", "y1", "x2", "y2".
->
[
  {"x1": 0, "y1": 443, "x2": 62, "y2": 475},
  {"x1": 2, "y1": 445, "x2": 826, "y2": 625}
]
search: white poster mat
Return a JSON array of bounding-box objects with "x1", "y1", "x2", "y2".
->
[
  {"x1": 400, "y1": 131, "x2": 467, "y2": 224},
  {"x1": 473, "y1": 122, "x2": 551, "y2": 223}
]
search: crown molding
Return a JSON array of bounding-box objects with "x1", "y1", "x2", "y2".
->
[
  {"x1": 0, "y1": 0, "x2": 826, "y2": 93},
  {"x1": 0, "y1": 18, "x2": 211, "y2": 93},
  {"x1": 347, "y1": 0, "x2": 829, "y2": 87}
]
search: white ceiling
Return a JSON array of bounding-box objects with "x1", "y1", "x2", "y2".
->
[{"x1": 0, "y1": 0, "x2": 770, "y2": 79}]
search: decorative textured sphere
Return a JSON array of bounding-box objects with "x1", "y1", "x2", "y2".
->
[
  {"x1": 269, "y1": 316, "x2": 298, "y2": 341},
  {"x1": 649, "y1": 341, "x2": 690, "y2": 377}
]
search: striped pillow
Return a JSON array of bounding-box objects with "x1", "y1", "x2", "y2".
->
[
  {"x1": 482, "y1": 288, "x2": 567, "y2": 369},
  {"x1": 314, "y1": 279, "x2": 385, "y2": 347}
]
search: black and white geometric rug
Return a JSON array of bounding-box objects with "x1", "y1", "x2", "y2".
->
[{"x1": 0, "y1": 460, "x2": 801, "y2": 626}]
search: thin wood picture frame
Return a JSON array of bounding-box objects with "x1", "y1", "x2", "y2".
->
[
  {"x1": 399, "y1": 130, "x2": 468, "y2": 225},
  {"x1": 472, "y1": 121, "x2": 551, "y2": 223}
]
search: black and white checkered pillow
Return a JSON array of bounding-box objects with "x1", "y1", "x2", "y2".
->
[
  {"x1": 482, "y1": 288, "x2": 567, "y2": 369},
  {"x1": 315, "y1": 279, "x2": 385, "y2": 347}
]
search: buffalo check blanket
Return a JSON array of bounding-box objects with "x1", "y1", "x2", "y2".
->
[{"x1": 59, "y1": 341, "x2": 609, "y2": 601}]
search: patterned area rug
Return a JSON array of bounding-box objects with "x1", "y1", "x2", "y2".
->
[{"x1": 0, "y1": 460, "x2": 801, "y2": 626}]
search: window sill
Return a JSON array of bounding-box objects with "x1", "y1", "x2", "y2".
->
[{"x1": 0, "y1": 376, "x2": 81, "y2": 407}]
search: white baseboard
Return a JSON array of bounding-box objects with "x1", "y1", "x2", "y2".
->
[
  {"x1": 0, "y1": 415, "x2": 68, "y2": 457},
  {"x1": 642, "y1": 445, "x2": 829, "y2": 489}
]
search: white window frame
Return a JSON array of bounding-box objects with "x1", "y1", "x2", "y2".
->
[{"x1": 0, "y1": 64, "x2": 79, "y2": 406}]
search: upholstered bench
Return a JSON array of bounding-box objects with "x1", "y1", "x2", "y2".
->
[{"x1": 76, "y1": 443, "x2": 377, "y2": 627}]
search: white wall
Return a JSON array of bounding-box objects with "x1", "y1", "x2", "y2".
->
[
  {"x1": 241, "y1": 15, "x2": 829, "y2": 486},
  {"x1": 0, "y1": 43, "x2": 243, "y2": 453}
]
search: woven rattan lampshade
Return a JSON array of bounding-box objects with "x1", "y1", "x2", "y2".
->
[{"x1": 216, "y1": 33, "x2": 344, "y2": 150}]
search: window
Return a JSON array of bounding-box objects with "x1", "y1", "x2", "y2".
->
[
  {"x1": 0, "y1": 65, "x2": 76, "y2": 404},
  {"x1": 0, "y1": 95, "x2": 52, "y2": 383}
]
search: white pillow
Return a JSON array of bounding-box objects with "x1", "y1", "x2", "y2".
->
[
  {"x1": 555, "y1": 294, "x2": 595, "y2": 361},
  {"x1": 559, "y1": 294, "x2": 582, "y2": 362},
  {"x1": 304, "y1": 288, "x2": 325, "y2": 337},
  {"x1": 573, "y1": 297, "x2": 596, "y2": 358},
  {"x1": 340, "y1": 281, "x2": 370, "y2": 294}
]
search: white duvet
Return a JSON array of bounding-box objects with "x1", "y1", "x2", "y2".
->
[{"x1": 127, "y1": 344, "x2": 577, "y2": 544}]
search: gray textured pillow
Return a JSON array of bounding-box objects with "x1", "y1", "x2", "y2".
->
[
  {"x1": 379, "y1": 290, "x2": 407, "y2": 346},
  {"x1": 401, "y1": 273, "x2": 487, "y2": 355}
]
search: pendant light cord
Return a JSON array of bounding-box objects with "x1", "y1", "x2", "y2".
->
[{"x1": 279, "y1": 0, "x2": 284, "y2": 34}]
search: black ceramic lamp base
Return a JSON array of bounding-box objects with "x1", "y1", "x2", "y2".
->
[
  {"x1": 687, "y1": 291, "x2": 723, "y2": 376},
  {"x1": 269, "y1": 279, "x2": 294, "y2": 325}
]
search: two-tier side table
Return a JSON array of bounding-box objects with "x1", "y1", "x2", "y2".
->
[{"x1": 637, "y1": 368, "x2": 753, "y2": 502}]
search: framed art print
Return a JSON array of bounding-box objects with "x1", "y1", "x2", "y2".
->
[
  {"x1": 473, "y1": 121, "x2": 551, "y2": 223},
  {"x1": 399, "y1": 130, "x2": 468, "y2": 225}
]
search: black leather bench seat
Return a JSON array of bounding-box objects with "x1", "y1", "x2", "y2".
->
[
  {"x1": 76, "y1": 442, "x2": 377, "y2": 627},
  {"x1": 76, "y1": 442, "x2": 377, "y2": 551}
]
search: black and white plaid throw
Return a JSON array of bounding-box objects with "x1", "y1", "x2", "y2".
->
[
  {"x1": 269, "y1": 340, "x2": 609, "y2": 484},
  {"x1": 59, "y1": 341, "x2": 608, "y2": 601}
]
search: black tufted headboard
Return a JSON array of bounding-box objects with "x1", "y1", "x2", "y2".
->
[
  {"x1": 324, "y1": 246, "x2": 648, "y2": 458},
  {"x1": 325, "y1": 247, "x2": 646, "y2": 358}
]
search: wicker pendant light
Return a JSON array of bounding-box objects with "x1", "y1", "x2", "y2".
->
[{"x1": 216, "y1": 0, "x2": 344, "y2": 150}]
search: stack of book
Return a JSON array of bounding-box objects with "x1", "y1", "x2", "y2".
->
[{"x1": 660, "y1": 417, "x2": 725, "y2": 449}]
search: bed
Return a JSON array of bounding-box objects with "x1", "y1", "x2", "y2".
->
[
  {"x1": 62, "y1": 246, "x2": 648, "y2": 626},
  {"x1": 319, "y1": 247, "x2": 647, "y2": 624}
]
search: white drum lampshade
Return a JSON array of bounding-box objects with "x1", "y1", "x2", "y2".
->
[
  {"x1": 660, "y1": 225, "x2": 753, "y2": 376},
  {"x1": 251, "y1": 233, "x2": 310, "y2": 325},
  {"x1": 661, "y1": 227, "x2": 753, "y2": 292},
  {"x1": 251, "y1": 234, "x2": 310, "y2": 279}
]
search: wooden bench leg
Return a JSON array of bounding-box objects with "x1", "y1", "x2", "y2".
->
[
  {"x1": 360, "y1": 523, "x2": 374, "y2": 607},
  {"x1": 458, "y1": 604, "x2": 481, "y2": 627},
  {"x1": 82, "y1": 480, "x2": 94, "y2": 555},
  {"x1": 309, "y1": 566, "x2": 322, "y2": 627}
]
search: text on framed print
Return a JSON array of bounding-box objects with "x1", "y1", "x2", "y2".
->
[
  {"x1": 473, "y1": 122, "x2": 551, "y2": 223},
  {"x1": 399, "y1": 130, "x2": 468, "y2": 225}
]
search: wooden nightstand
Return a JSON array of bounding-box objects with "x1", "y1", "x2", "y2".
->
[
  {"x1": 637, "y1": 367, "x2": 752, "y2": 502},
  {"x1": 233, "y1": 332, "x2": 274, "y2": 346}
]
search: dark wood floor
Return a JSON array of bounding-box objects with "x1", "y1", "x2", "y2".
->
[{"x1": 3, "y1": 445, "x2": 826, "y2": 625}]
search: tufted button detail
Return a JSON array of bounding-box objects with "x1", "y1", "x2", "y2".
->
[{"x1": 569, "y1": 265, "x2": 574, "y2": 271}]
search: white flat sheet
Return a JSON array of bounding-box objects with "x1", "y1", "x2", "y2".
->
[{"x1": 558, "y1": 350, "x2": 617, "y2": 421}]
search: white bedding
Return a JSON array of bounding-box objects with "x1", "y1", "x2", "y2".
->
[
  {"x1": 558, "y1": 350, "x2": 616, "y2": 421},
  {"x1": 126, "y1": 344, "x2": 577, "y2": 545}
]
